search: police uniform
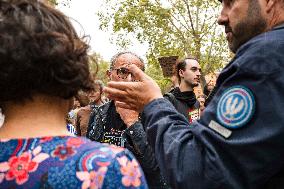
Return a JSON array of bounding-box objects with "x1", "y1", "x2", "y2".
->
[{"x1": 141, "y1": 24, "x2": 284, "y2": 189}]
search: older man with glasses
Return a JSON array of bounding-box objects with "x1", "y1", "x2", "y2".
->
[{"x1": 87, "y1": 51, "x2": 169, "y2": 189}]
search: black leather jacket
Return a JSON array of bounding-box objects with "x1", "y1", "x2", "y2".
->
[{"x1": 87, "y1": 101, "x2": 169, "y2": 189}]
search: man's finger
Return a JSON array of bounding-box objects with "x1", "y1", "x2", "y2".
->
[
  {"x1": 106, "y1": 81, "x2": 134, "y2": 91},
  {"x1": 115, "y1": 101, "x2": 135, "y2": 110},
  {"x1": 104, "y1": 86, "x2": 127, "y2": 100}
]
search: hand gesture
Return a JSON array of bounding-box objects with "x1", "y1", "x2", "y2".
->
[{"x1": 104, "y1": 64, "x2": 163, "y2": 112}]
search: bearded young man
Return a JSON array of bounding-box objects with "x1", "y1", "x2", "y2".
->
[{"x1": 104, "y1": 0, "x2": 284, "y2": 188}]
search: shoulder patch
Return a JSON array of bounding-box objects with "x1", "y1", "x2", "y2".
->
[{"x1": 217, "y1": 86, "x2": 255, "y2": 129}]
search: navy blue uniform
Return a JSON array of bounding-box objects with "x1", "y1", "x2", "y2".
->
[{"x1": 141, "y1": 24, "x2": 284, "y2": 189}]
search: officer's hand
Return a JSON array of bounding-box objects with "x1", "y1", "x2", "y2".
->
[
  {"x1": 116, "y1": 106, "x2": 139, "y2": 127},
  {"x1": 104, "y1": 64, "x2": 163, "y2": 112}
]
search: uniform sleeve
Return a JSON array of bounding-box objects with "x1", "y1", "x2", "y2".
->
[
  {"x1": 102, "y1": 149, "x2": 149, "y2": 189},
  {"x1": 142, "y1": 45, "x2": 284, "y2": 189}
]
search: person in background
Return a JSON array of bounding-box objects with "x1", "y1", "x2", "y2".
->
[
  {"x1": 203, "y1": 82, "x2": 214, "y2": 97},
  {"x1": 164, "y1": 57, "x2": 201, "y2": 123},
  {"x1": 89, "y1": 80, "x2": 105, "y2": 106},
  {"x1": 68, "y1": 92, "x2": 89, "y2": 126},
  {"x1": 76, "y1": 80, "x2": 104, "y2": 136},
  {"x1": 203, "y1": 81, "x2": 216, "y2": 107},
  {"x1": 0, "y1": 1, "x2": 147, "y2": 188},
  {"x1": 67, "y1": 92, "x2": 89, "y2": 135},
  {"x1": 197, "y1": 94, "x2": 206, "y2": 113},
  {"x1": 204, "y1": 73, "x2": 218, "y2": 107}
]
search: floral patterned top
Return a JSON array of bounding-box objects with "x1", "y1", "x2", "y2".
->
[{"x1": 0, "y1": 136, "x2": 148, "y2": 189}]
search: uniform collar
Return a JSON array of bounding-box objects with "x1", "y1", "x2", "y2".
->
[{"x1": 272, "y1": 22, "x2": 284, "y2": 30}]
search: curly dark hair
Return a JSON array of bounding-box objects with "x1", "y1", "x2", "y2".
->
[{"x1": 0, "y1": 0, "x2": 94, "y2": 104}]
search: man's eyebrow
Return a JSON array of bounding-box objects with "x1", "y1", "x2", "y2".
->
[{"x1": 191, "y1": 66, "x2": 201, "y2": 69}]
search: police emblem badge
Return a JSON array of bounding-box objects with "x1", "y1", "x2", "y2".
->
[{"x1": 217, "y1": 86, "x2": 255, "y2": 129}]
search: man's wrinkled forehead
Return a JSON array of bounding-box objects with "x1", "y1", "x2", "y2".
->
[{"x1": 115, "y1": 54, "x2": 144, "y2": 70}]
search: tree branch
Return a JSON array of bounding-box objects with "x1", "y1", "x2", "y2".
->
[
  {"x1": 182, "y1": 0, "x2": 196, "y2": 35},
  {"x1": 204, "y1": 25, "x2": 218, "y2": 73},
  {"x1": 200, "y1": 20, "x2": 217, "y2": 39},
  {"x1": 167, "y1": 0, "x2": 192, "y2": 31},
  {"x1": 168, "y1": 17, "x2": 189, "y2": 47}
]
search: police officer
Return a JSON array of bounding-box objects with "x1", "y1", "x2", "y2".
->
[{"x1": 104, "y1": 0, "x2": 284, "y2": 188}]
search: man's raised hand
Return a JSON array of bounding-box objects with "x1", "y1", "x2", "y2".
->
[{"x1": 104, "y1": 64, "x2": 163, "y2": 112}]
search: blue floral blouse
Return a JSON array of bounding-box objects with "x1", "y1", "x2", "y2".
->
[{"x1": 0, "y1": 136, "x2": 148, "y2": 188}]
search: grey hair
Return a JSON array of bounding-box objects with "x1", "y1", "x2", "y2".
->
[
  {"x1": 110, "y1": 51, "x2": 145, "y2": 71},
  {"x1": 94, "y1": 80, "x2": 104, "y2": 93}
]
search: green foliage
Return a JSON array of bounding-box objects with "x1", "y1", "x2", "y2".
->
[
  {"x1": 145, "y1": 64, "x2": 172, "y2": 94},
  {"x1": 98, "y1": 0, "x2": 231, "y2": 77}
]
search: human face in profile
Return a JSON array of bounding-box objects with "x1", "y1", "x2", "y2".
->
[
  {"x1": 180, "y1": 59, "x2": 201, "y2": 88},
  {"x1": 217, "y1": 0, "x2": 267, "y2": 53}
]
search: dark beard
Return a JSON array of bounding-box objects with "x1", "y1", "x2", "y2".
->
[{"x1": 229, "y1": 0, "x2": 267, "y2": 53}]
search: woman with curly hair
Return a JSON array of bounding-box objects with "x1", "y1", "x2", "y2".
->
[{"x1": 0, "y1": 1, "x2": 148, "y2": 188}]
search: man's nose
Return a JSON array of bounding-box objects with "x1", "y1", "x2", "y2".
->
[
  {"x1": 217, "y1": 6, "x2": 228, "y2": 26},
  {"x1": 196, "y1": 70, "x2": 201, "y2": 76}
]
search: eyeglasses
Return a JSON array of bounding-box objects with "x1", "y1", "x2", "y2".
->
[{"x1": 112, "y1": 67, "x2": 133, "y2": 79}]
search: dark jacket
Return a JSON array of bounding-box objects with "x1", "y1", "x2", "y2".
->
[
  {"x1": 87, "y1": 101, "x2": 169, "y2": 189},
  {"x1": 164, "y1": 87, "x2": 200, "y2": 123},
  {"x1": 141, "y1": 24, "x2": 284, "y2": 189}
]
